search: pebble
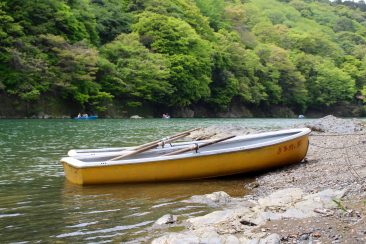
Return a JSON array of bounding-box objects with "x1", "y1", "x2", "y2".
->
[{"x1": 299, "y1": 234, "x2": 309, "y2": 241}]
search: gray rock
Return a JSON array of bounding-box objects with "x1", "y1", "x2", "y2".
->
[
  {"x1": 154, "y1": 214, "x2": 177, "y2": 225},
  {"x1": 151, "y1": 230, "x2": 242, "y2": 244},
  {"x1": 183, "y1": 191, "x2": 232, "y2": 206},
  {"x1": 260, "y1": 234, "x2": 281, "y2": 244},
  {"x1": 152, "y1": 233, "x2": 200, "y2": 244},
  {"x1": 258, "y1": 188, "x2": 304, "y2": 209},
  {"x1": 153, "y1": 188, "x2": 347, "y2": 243}
]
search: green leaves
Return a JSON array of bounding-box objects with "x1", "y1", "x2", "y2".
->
[
  {"x1": 133, "y1": 11, "x2": 213, "y2": 106},
  {"x1": 89, "y1": 0, "x2": 132, "y2": 44},
  {"x1": 0, "y1": 0, "x2": 365, "y2": 115},
  {"x1": 99, "y1": 33, "x2": 172, "y2": 104},
  {"x1": 313, "y1": 60, "x2": 356, "y2": 106}
]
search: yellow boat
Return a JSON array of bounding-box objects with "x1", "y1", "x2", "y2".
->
[{"x1": 60, "y1": 128, "x2": 311, "y2": 185}]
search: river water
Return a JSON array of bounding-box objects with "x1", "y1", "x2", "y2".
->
[{"x1": 0, "y1": 118, "x2": 312, "y2": 243}]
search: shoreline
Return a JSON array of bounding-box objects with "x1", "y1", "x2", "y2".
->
[{"x1": 151, "y1": 116, "x2": 366, "y2": 243}]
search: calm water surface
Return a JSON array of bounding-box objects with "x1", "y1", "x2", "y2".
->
[{"x1": 0, "y1": 118, "x2": 312, "y2": 243}]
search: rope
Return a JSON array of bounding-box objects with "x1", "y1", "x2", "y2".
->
[
  {"x1": 354, "y1": 145, "x2": 366, "y2": 162},
  {"x1": 309, "y1": 141, "x2": 366, "y2": 150},
  {"x1": 308, "y1": 134, "x2": 366, "y2": 181},
  {"x1": 344, "y1": 148, "x2": 362, "y2": 180},
  {"x1": 194, "y1": 143, "x2": 199, "y2": 153},
  {"x1": 310, "y1": 132, "x2": 366, "y2": 137}
]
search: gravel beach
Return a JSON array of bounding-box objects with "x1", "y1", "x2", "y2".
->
[
  {"x1": 252, "y1": 116, "x2": 366, "y2": 243},
  {"x1": 152, "y1": 116, "x2": 366, "y2": 243}
]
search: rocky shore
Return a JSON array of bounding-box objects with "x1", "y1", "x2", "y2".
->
[{"x1": 151, "y1": 116, "x2": 366, "y2": 243}]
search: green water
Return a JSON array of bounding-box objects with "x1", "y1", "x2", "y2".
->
[{"x1": 0, "y1": 118, "x2": 311, "y2": 243}]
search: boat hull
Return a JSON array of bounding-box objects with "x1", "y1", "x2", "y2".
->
[{"x1": 62, "y1": 134, "x2": 309, "y2": 185}]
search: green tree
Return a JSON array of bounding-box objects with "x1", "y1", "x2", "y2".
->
[
  {"x1": 133, "y1": 12, "x2": 213, "y2": 106},
  {"x1": 40, "y1": 34, "x2": 112, "y2": 111},
  {"x1": 4, "y1": 0, "x2": 92, "y2": 42},
  {"x1": 340, "y1": 55, "x2": 366, "y2": 90},
  {"x1": 333, "y1": 16, "x2": 356, "y2": 32},
  {"x1": 143, "y1": 0, "x2": 214, "y2": 40},
  {"x1": 256, "y1": 44, "x2": 308, "y2": 111},
  {"x1": 99, "y1": 33, "x2": 172, "y2": 104},
  {"x1": 313, "y1": 60, "x2": 356, "y2": 106},
  {"x1": 90, "y1": 0, "x2": 132, "y2": 44},
  {"x1": 195, "y1": 0, "x2": 229, "y2": 31},
  {"x1": 208, "y1": 30, "x2": 267, "y2": 109}
]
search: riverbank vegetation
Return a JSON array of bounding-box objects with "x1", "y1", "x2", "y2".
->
[{"x1": 1, "y1": 0, "x2": 366, "y2": 117}]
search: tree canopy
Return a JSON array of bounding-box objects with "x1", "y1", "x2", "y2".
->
[{"x1": 1, "y1": 0, "x2": 366, "y2": 115}]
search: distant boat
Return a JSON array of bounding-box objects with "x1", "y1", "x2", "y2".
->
[
  {"x1": 61, "y1": 128, "x2": 311, "y2": 185},
  {"x1": 74, "y1": 115, "x2": 98, "y2": 120}
]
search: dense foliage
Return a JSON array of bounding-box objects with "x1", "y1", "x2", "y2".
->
[{"x1": 1, "y1": 0, "x2": 366, "y2": 114}]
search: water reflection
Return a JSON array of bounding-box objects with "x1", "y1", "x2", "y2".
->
[
  {"x1": 63, "y1": 176, "x2": 251, "y2": 200},
  {"x1": 59, "y1": 176, "x2": 252, "y2": 242}
]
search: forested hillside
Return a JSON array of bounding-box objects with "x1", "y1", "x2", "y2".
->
[{"x1": 1, "y1": 0, "x2": 366, "y2": 117}]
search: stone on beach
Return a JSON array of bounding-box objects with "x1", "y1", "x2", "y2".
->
[
  {"x1": 152, "y1": 188, "x2": 345, "y2": 243},
  {"x1": 183, "y1": 191, "x2": 232, "y2": 206},
  {"x1": 154, "y1": 214, "x2": 177, "y2": 225}
]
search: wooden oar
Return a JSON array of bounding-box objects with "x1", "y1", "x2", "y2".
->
[
  {"x1": 164, "y1": 135, "x2": 236, "y2": 156},
  {"x1": 132, "y1": 128, "x2": 199, "y2": 151},
  {"x1": 108, "y1": 128, "x2": 200, "y2": 161}
]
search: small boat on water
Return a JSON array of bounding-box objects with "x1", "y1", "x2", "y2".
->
[
  {"x1": 61, "y1": 128, "x2": 311, "y2": 185},
  {"x1": 74, "y1": 115, "x2": 98, "y2": 120}
]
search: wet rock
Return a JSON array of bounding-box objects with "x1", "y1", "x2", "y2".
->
[
  {"x1": 183, "y1": 191, "x2": 232, "y2": 206},
  {"x1": 154, "y1": 214, "x2": 177, "y2": 225},
  {"x1": 246, "y1": 182, "x2": 260, "y2": 190}
]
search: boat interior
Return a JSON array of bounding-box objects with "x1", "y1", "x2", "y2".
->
[{"x1": 77, "y1": 131, "x2": 301, "y2": 163}]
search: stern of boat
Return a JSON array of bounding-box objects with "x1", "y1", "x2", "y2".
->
[{"x1": 60, "y1": 157, "x2": 84, "y2": 185}]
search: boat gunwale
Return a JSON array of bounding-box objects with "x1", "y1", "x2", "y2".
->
[
  {"x1": 67, "y1": 141, "x2": 201, "y2": 157},
  {"x1": 61, "y1": 128, "x2": 311, "y2": 168}
]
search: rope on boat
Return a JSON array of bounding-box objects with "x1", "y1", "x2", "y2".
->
[{"x1": 194, "y1": 143, "x2": 200, "y2": 153}]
